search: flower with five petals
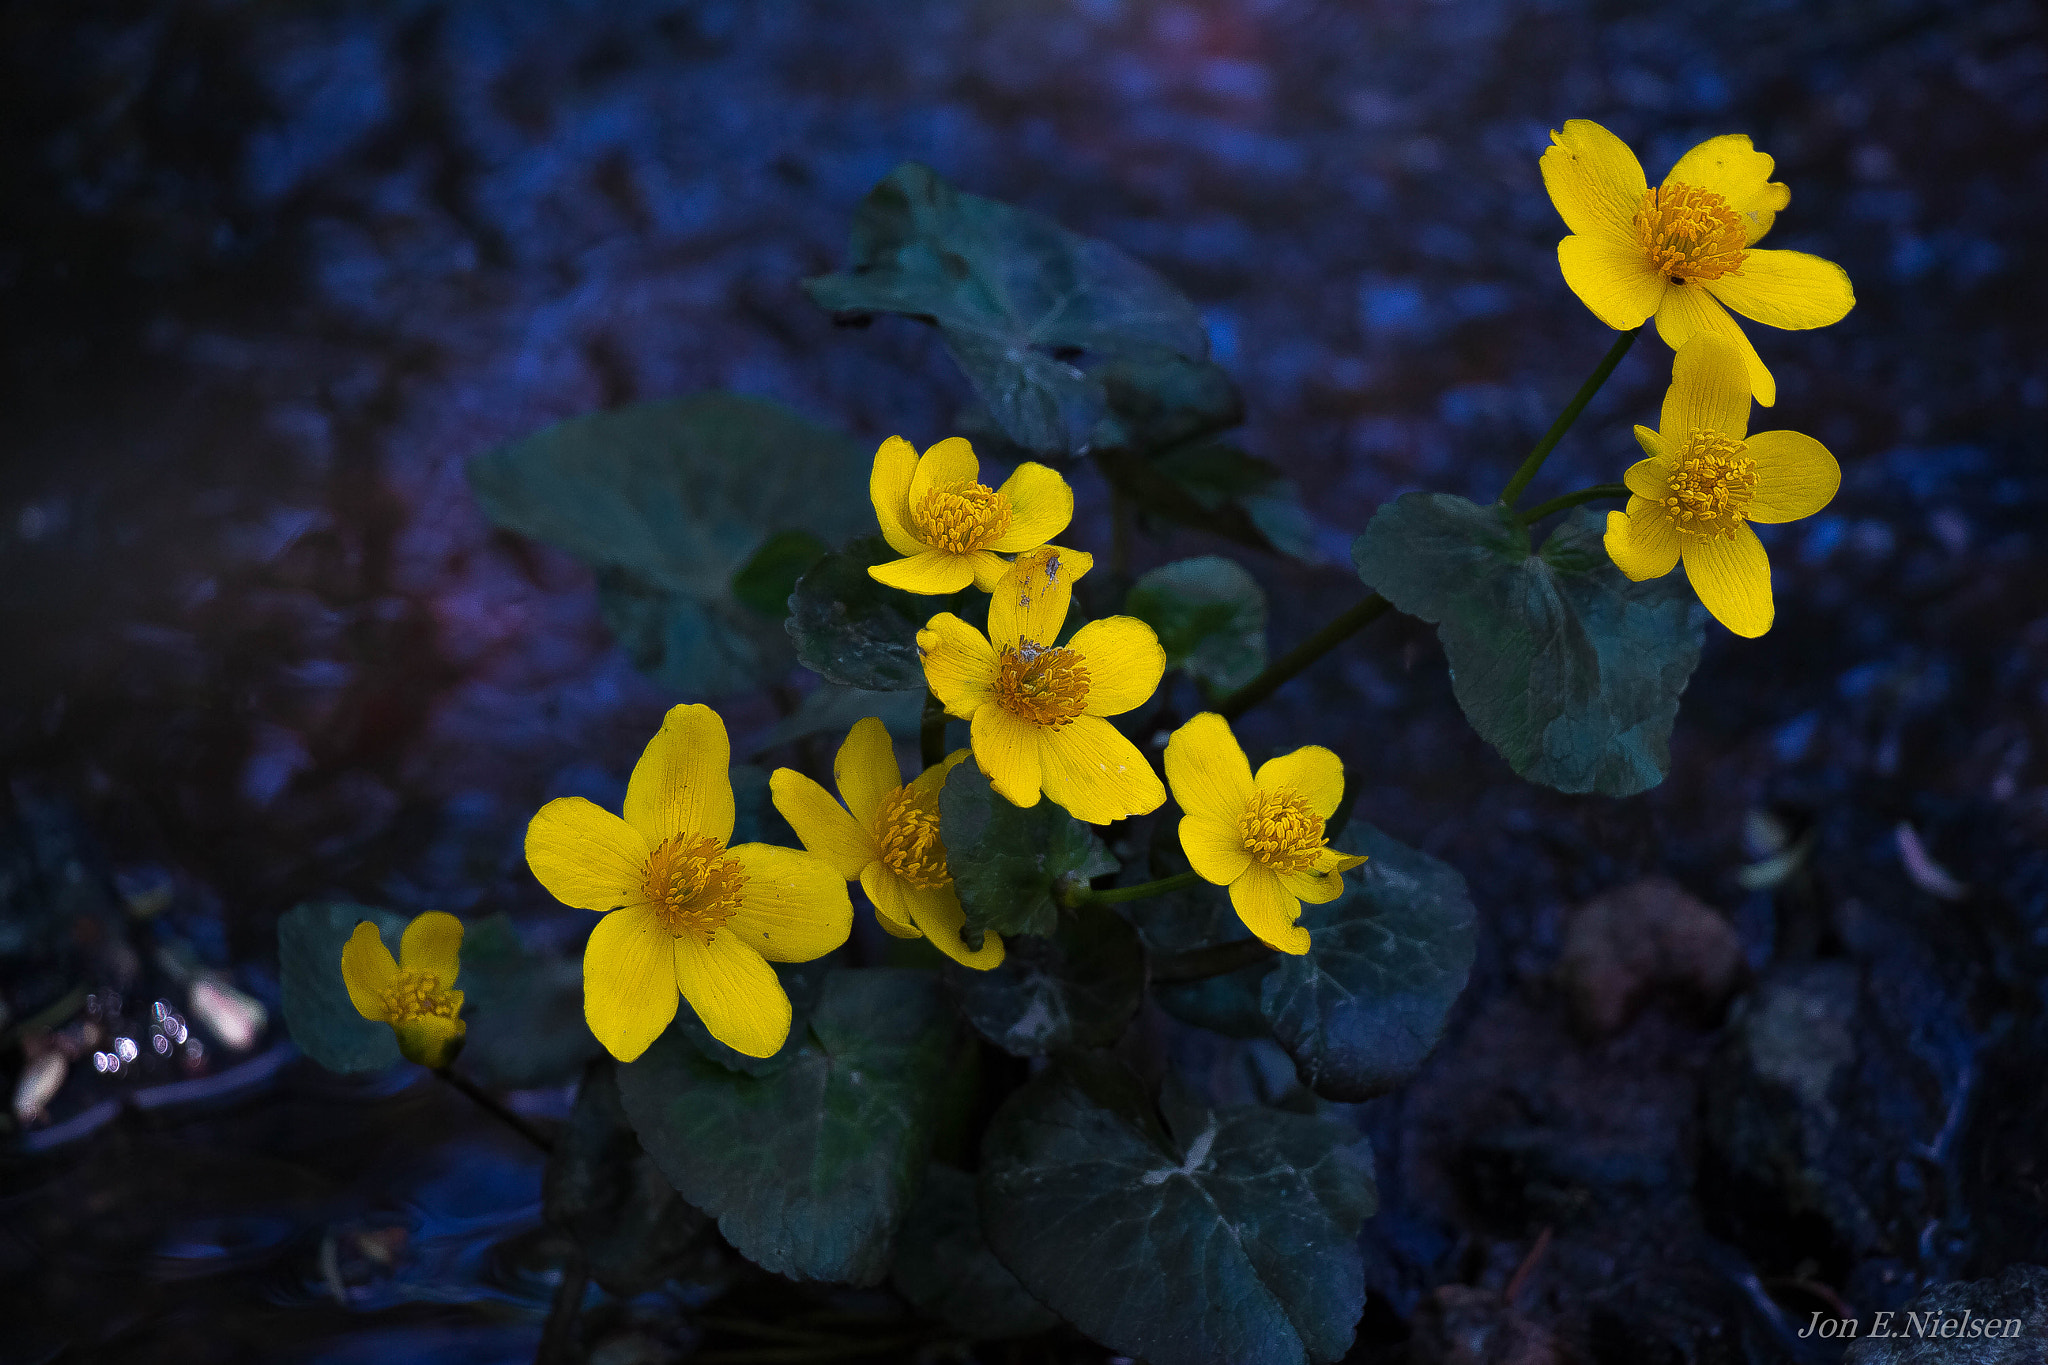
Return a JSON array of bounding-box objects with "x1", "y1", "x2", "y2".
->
[
  {"x1": 869, "y1": 436, "x2": 1074, "y2": 594},
  {"x1": 341, "y1": 911, "x2": 468, "y2": 1068}
]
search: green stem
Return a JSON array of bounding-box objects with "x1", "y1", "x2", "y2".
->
[
  {"x1": 1497, "y1": 325, "x2": 1641, "y2": 509},
  {"x1": 919, "y1": 690, "x2": 945, "y2": 771},
  {"x1": 1151, "y1": 937, "x2": 1277, "y2": 984},
  {"x1": 1064, "y1": 868, "x2": 1203, "y2": 908},
  {"x1": 1215, "y1": 594, "x2": 1391, "y2": 720},
  {"x1": 1513, "y1": 482, "x2": 1631, "y2": 526},
  {"x1": 434, "y1": 1067, "x2": 554, "y2": 1155}
]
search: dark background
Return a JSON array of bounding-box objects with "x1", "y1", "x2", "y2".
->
[{"x1": 2, "y1": 1, "x2": 2043, "y2": 1361}]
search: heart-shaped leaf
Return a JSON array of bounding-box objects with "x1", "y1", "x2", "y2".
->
[
  {"x1": 939, "y1": 762, "x2": 1118, "y2": 944},
  {"x1": 786, "y1": 536, "x2": 932, "y2": 691},
  {"x1": 1126, "y1": 556, "x2": 1268, "y2": 695},
  {"x1": 947, "y1": 908, "x2": 1145, "y2": 1056}
]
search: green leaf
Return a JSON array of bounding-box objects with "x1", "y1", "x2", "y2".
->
[
  {"x1": 278, "y1": 901, "x2": 407, "y2": 1073},
  {"x1": 1131, "y1": 883, "x2": 1275, "y2": 1040},
  {"x1": 1100, "y1": 440, "x2": 1319, "y2": 563},
  {"x1": 948, "y1": 908, "x2": 1145, "y2": 1056},
  {"x1": 1259, "y1": 822, "x2": 1476, "y2": 1102},
  {"x1": 545, "y1": 1060, "x2": 714, "y2": 1297},
  {"x1": 805, "y1": 162, "x2": 1238, "y2": 459},
  {"x1": 980, "y1": 1054, "x2": 1377, "y2": 1365},
  {"x1": 458, "y1": 914, "x2": 600, "y2": 1089},
  {"x1": 890, "y1": 1165, "x2": 1061, "y2": 1339},
  {"x1": 615, "y1": 968, "x2": 964, "y2": 1285},
  {"x1": 1352, "y1": 495, "x2": 1704, "y2": 796},
  {"x1": 1126, "y1": 557, "x2": 1268, "y2": 695},
  {"x1": 732, "y1": 529, "x2": 829, "y2": 618},
  {"x1": 785, "y1": 536, "x2": 931, "y2": 691},
  {"x1": 467, "y1": 393, "x2": 869, "y2": 697},
  {"x1": 751, "y1": 683, "x2": 924, "y2": 754},
  {"x1": 939, "y1": 762, "x2": 1118, "y2": 945}
]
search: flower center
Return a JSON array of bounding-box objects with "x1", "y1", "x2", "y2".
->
[
  {"x1": 876, "y1": 787, "x2": 951, "y2": 890},
  {"x1": 993, "y1": 642, "x2": 1090, "y2": 728},
  {"x1": 914, "y1": 480, "x2": 1013, "y2": 553},
  {"x1": 1662, "y1": 430, "x2": 1758, "y2": 539},
  {"x1": 1634, "y1": 182, "x2": 1748, "y2": 283},
  {"x1": 1239, "y1": 789, "x2": 1326, "y2": 873},
  {"x1": 380, "y1": 973, "x2": 460, "y2": 1024},
  {"x1": 642, "y1": 833, "x2": 749, "y2": 942}
]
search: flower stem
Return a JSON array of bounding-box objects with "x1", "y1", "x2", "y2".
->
[
  {"x1": 920, "y1": 689, "x2": 946, "y2": 771},
  {"x1": 434, "y1": 1066, "x2": 554, "y2": 1155},
  {"x1": 1215, "y1": 593, "x2": 1391, "y2": 720},
  {"x1": 1497, "y1": 325, "x2": 1641, "y2": 509},
  {"x1": 1513, "y1": 482, "x2": 1632, "y2": 526},
  {"x1": 1064, "y1": 868, "x2": 1204, "y2": 908}
]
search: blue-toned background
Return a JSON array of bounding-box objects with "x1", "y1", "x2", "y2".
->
[{"x1": 3, "y1": 1, "x2": 2043, "y2": 1361}]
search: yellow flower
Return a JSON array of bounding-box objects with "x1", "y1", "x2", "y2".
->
[
  {"x1": 1163, "y1": 714, "x2": 1366, "y2": 955},
  {"x1": 524, "y1": 703, "x2": 852, "y2": 1062},
  {"x1": 770, "y1": 718, "x2": 1004, "y2": 970},
  {"x1": 869, "y1": 435, "x2": 1075, "y2": 594},
  {"x1": 918, "y1": 545, "x2": 1166, "y2": 825},
  {"x1": 1540, "y1": 119, "x2": 1855, "y2": 406},
  {"x1": 341, "y1": 911, "x2": 468, "y2": 1068},
  {"x1": 1604, "y1": 335, "x2": 1839, "y2": 638}
]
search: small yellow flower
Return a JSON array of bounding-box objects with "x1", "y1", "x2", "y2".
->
[
  {"x1": 918, "y1": 545, "x2": 1166, "y2": 825},
  {"x1": 1604, "y1": 335, "x2": 1840, "y2": 638},
  {"x1": 1540, "y1": 119, "x2": 1855, "y2": 405},
  {"x1": 869, "y1": 435, "x2": 1075, "y2": 594},
  {"x1": 1163, "y1": 714, "x2": 1366, "y2": 956},
  {"x1": 524, "y1": 704, "x2": 853, "y2": 1062},
  {"x1": 770, "y1": 718, "x2": 1004, "y2": 970},
  {"x1": 341, "y1": 911, "x2": 468, "y2": 1068}
]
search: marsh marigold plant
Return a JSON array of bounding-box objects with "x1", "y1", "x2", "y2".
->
[
  {"x1": 869, "y1": 435, "x2": 1075, "y2": 593},
  {"x1": 341, "y1": 910, "x2": 469, "y2": 1068}
]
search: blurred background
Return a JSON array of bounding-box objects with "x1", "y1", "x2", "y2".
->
[{"x1": 2, "y1": 1, "x2": 2043, "y2": 1361}]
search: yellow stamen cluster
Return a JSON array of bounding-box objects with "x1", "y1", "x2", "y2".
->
[
  {"x1": 380, "y1": 973, "x2": 460, "y2": 1023},
  {"x1": 876, "y1": 788, "x2": 951, "y2": 890},
  {"x1": 1239, "y1": 789, "x2": 1326, "y2": 873},
  {"x1": 1634, "y1": 183, "x2": 1748, "y2": 283},
  {"x1": 914, "y1": 480, "x2": 1013, "y2": 553},
  {"x1": 994, "y1": 643, "x2": 1091, "y2": 728},
  {"x1": 643, "y1": 833, "x2": 749, "y2": 942},
  {"x1": 1663, "y1": 431, "x2": 1758, "y2": 538}
]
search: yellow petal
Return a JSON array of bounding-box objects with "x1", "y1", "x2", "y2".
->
[
  {"x1": 1633, "y1": 424, "x2": 1672, "y2": 464},
  {"x1": 971, "y1": 706, "x2": 1045, "y2": 809},
  {"x1": 1180, "y1": 814, "x2": 1252, "y2": 886},
  {"x1": 870, "y1": 435, "x2": 925, "y2": 557},
  {"x1": 393, "y1": 1014, "x2": 465, "y2": 1069},
  {"x1": 624, "y1": 703, "x2": 735, "y2": 846},
  {"x1": 1604, "y1": 500, "x2": 1682, "y2": 581},
  {"x1": 1663, "y1": 134, "x2": 1790, "y2": 245},
  {"x1": 918, "y1": 614, "x2": 999, "y2": 719},
  {"x1": 723, "y1": 843, "x2": 853, "y2": 963},
  {"x1": 1704, "y1": 249, "x2": 1855, "y2": 332},
  {"x1": 525, "y1": 797, "x2": 649, "y2": 911},
  {"x1": 1163, "y1": 712, "x2": 1256, "y2": 826},
  {"x1": 965, "y1": 550, "x2": 1012, "y2": 593},
  {"x1": 1068, "y1": 617, "x2": 1166, "y2": 718},
  {"x1": 1254, "y1": 745, "x2": 1344, "y2": 819},
  {"x1": 901, "y1": 882, "x2": 1005, "y2": 969},
  {"x1": 987, "y1": 462, "x2": 1075, "y2": 552},
  {"x1": 1682, "y1": 523, "x2": 1774, "y2": 637},
  {"x1": 860, "y1": 862, "x2": 923, "y2": 937},
  {"x1": 906, "y1": 747, "x2": 973, "y2": 803},
  {"x1": 1558, "y1": 233, "x2": 1668, "y2": 330},
  {"x1": 987, "y1": 545, "x2": 1092, "y2": 649},
  {"x1": 1038, "y1": 715, "x2": 1165, "y2": 825},
  {"x1": 399, "y1": 911, "x2": 465, "y2": 986},
  {"x1": 834, "y1": 715, "x2": 903, "y2": 830},
  {"x1": 341, "y1": 922, "x2": 402, "y2": 1022},
  {"x1": 1662, "y1": 335, "x2": 1754, "y2": 441},
  {"x1": 909, "y1": 436, "x2": 979, "y2": 506},
  {"x1": 1744, "y1": 430, "x2": 1840, "y2": 524},
  {"x1": 1624, "y1": 454, "x2": 1670, "y2": 500},
  {"x1": 1654, "y1": 285, "x2": 1775, "y2": 406},
  {"x1": 768, "y1": 768, "x2": 874, "y2": 880},
  {"x1": 674, "y1": 931, "x2": 790, "y2": 1059},
  {"x1": 1314, "y1": 847, "x2": 1368, "y2": 875},
  {"x1": 1540, "y1": 119, "x2": 1649, "y2": 243},
  {"x1": 870, "y1": 550, "x2": 977, "y2": 595},
  {"x1": 583, "y1": 906, "x2": 680, "y2": 1063},
  {"x1": 1280, "y1": 867, "x2": 1347, "y2": 905},
  {"x1": 1228, "y1": 864, "x2": 1310, "y2": 955}
]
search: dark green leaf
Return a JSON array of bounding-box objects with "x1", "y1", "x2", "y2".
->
[
  {"x1": 785, "y1": 536, "x2": 930, "y2": 691},
  {"x1": 732, "y1": 529, "x2": 829, "y2": 618},
  {"x1": 1352, "y1": 495, "x2": 1704, "y2": 795},
  {"x1": 458, "y1": 913, "x2": 600, "y2": 1089},
  {"x1": 1101, "y1": 440, "x2": 1318, "y2": 562},
  {"x1": 939, "y1": 762, "x2": 1118, "y2": 945},
  {"x1": 468, "y1": 393, "x2": 869, "y2": 696},
  {"x1": 751, "y1": 683, "x2": 924, "y2": 754},
  {"x1": 278, "y1": 901, "x2": 407, "y2": 1073},
  {"x1": 805, "y1": 162, "x2": 1237, "y2": 459},
  {"x1": 891, "y1": 1166, "x2": 1060, "y2": 1340},
  {"x1": 616, "y1": 968, "x2": 964, "y2": 1285},
  {"x1": 948, "y1": 908, "x2": 1144, "y2": 1056},
  {"x1": 980, "y1": 1054, "x2": 1377, "y2": 1365},
  {"x1": 1131, "y1": 884, "x2": 1275, "y2": 1040},
  {"x1": 1259, "y1": 822, "x2": 1476, "y2": 1102},
  {"x1": 1126, "y1": 557, "x2": 1268, "y2": 695}
]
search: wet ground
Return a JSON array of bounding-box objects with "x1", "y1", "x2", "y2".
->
[{"x1": 2, "y1": 1, "x2": 2045, "y2": 1361}]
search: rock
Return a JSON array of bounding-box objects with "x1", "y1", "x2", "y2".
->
[
  {"x1": 1844, "y1": 1264, "x2": 2048, "y2": 1363},
  {"x1": 1557, "y1": 878, "x2": 1745, "y2": 1036}
]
